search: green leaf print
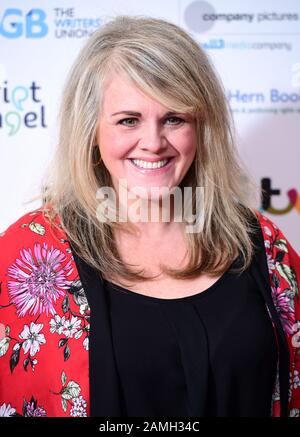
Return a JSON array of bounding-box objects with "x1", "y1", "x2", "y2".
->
[
  {"x1": 64, "y1": 343, "x2": 71, "y2": 361},
  {"x1": 61, "y1": 371, "x2": 67, "y2": 387},
  {"x1": 0, "y1": 336, "x2": 10, "y2": 357},
  {"x1": 275, "y1": 252, "x2": 284, "y2": 263},
  {"x1": 61, "y1": 381, "x2": 81, "y2": 400},
  {"x1": 276, "y1": 263, "x2": 298, "y2": 296},
  {"x1": 274, "y1": 239, "x2": 288, "y2": 253},
  {"x1": 62, "y1": 295, "x2": 70, "y2": 314},
  {"x1": 61, "y1": 398, "x2": 68, "y2": 413},
  {"x1": 29, "y1": 222, "x2": 46, "y2": 236},
  {"x1": 10, "y1": 347, "x2": 20, "y2": 373}
]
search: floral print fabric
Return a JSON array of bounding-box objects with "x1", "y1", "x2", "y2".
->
[
  {"x1": 0, "y1": 208, "x2": 300, "y2": 417},
  {"x1": 0, "y1": 209, "x2": 90, "y2": 417}
]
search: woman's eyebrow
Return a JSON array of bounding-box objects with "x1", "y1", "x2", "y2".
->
[{"x1": 110, "y1": 110, "x2": 181, "y2": 117}]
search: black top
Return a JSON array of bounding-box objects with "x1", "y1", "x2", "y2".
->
[
  {"x1": 103, "y1": 267, "x2": 277, "y2": 417},
  {"x1": 70, "y1": 212, "x2": 290, "y2": 417}
]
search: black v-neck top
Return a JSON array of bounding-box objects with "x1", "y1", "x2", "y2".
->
[
  {"x1": 70, "y1": 211, "x2": 290, "y2": 417},
  {"x1": 102, "y1": 265, "x2": 278, "y2": 417}
]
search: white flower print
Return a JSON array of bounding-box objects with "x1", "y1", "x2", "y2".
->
[
  {"x1": 74, "y1": 329, "x2": 83, "y2": 339},
  {"x1": 267, "y1": 253, "x2": 276, "y2": 272},
  {"x1": 63, "y1": 316, "x2": 81, "y2": 338},
  {"x1": 31, "y1": 359, "x2": 38, "y2": 371},
  {"x1": 264, "y1": 240, "x2": 271, "y2": 249},
  {"x1": 291, "y1": 370, "x2": 300, "y2": 390},
  {"x1": 264, "y1": 225, "x2": 272, "y2": 237},
  {"x1": 79, "y1": 303, "x2": 90, "y2": 315},
  {"x1": 272, "y1": 362, "x2": 280, "y2": 403},
  {"x1": 74, "y1": 323, "x2": 89, "y2": 348},
  {"x1": 289, "y1": 408, "x2": 300, "y2": 417},
  {"x1": 13, "y1": 343, "x2": 21, "y2": 352},
  {"x1": 70, "y1": 396, "x2": 87, "y2": 417},
  {"x1": 83, "y1": 337, "x2": 89, "y2": 351},
  {"x1": 0, "y1": 403, "x2": 16, "y2": 416},
  {"x1": 19, "y1": 322, "x2": 46, "y2": 357},
  {"x1": 292, "y1": 322, "x2": 300, "y2": 348},
  {"x1": 50, "y1": 314, "x2": 66, "y2": 335}
]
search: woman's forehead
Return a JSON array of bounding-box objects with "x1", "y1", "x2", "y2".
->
[{"x1": 100, "y1": 73, "x2": 192, "y2": 116}]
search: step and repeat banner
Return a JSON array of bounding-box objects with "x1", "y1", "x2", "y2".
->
[{"x1": 0, "y1": 0, "x2": 299, "y2": 250}]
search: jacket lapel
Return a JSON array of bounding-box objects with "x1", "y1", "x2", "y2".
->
[
  {"x1": 71, "y1": 245, "x2": 125, "y2": 417},
  {"x1": 249, "y1": 215, "x2": 290, "y2": 417}
]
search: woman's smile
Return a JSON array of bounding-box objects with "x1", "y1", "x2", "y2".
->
[{"x1": 126, "y1": 157, "x2": 175, "y2": 174}]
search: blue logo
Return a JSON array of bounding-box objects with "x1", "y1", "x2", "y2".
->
[{"x1": 0, "y1": 9, "x2": 48, "y2": 38}]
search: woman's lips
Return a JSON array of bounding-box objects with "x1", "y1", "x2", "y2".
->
[{"x1": 127, "y1": 157, "x2": 175, "y2": 175}]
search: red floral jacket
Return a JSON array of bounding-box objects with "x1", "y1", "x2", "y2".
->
[{"x1": 0, "y1": 208, "x2": 300, "y2": 417}]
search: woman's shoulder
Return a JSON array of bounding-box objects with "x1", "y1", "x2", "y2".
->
[
  {"x1": 0, "y1": 207, "x2": 89, "y2": 417},
  {"x1": 0, "y1": 207, "x2": 67, "y2": 260},
  {"x1": 253, "y1": 214, "x2": 300, "y2": 416},
  {"x1": 255, "y1": 210, "x2": 300, "y2": 263},
  {"x1": 0, "y1": 205, "x2": 78, "y2": 321},
  {"x1": 0, "y1": 207, "x2": 71, "y2": 287},
  {"x1": 255, "y1": 209, "x2": 300, "y2": 333}
]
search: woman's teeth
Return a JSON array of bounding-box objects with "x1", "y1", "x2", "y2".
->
[{"x1": 131, "y1": 159, "x2": 169, "y2": 169}]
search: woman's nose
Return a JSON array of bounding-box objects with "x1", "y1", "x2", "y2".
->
[{"x1": 138, "y1": 123, "x2": 167, "y2": 154}]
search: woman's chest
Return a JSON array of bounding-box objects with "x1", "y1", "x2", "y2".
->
[
  {"x1": 109, "y1": 230, "x2": 221, "y2": 299},
  {"x1": 107, "y1": 274, "x2": 223, "y2": 299}
]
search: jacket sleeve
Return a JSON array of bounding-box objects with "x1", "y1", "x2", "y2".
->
[
  {"x1": 257, "y1": 211, "x2": 300, "y2": 417},
  {"x1": 0, "y1": 209, "x2": 90, "y2": 417}
]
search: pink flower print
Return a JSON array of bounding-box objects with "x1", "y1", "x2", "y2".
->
[
  {"x1": 70, "y1": 396, "x2": 87, "y2": 417},
  {"x1": 7, "y1": 243, "x2": 73, "y2": 316},
  {"x1": 19, "y1": 322, "x2": 46, "y2": 357},
  {"x1": 271, "y1": 286, "x2": 295, "y2": 335},
  {"x1": 23, "y1": 397, "x2": 46, "y2": 417},
  {"x1": 0, "y1": 403, "x2": 16, "y2": 417}
]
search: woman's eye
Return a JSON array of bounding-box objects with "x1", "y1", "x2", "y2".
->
[
  {"x1": 118, "y1": 117, "x2": 185, "y2": 126},
  {"x1": 165, "y1": 117, "x2": 185, "y2": 125},
  {"x1": 118, "y1": 118, "x2": 138, "y2": 126}
]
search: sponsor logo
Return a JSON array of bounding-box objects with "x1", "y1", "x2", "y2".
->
[
  {"x1": 202, "y1": 39, "x2": 292, "y2": 51},
  {"x1": 228, "y1": 89, "x2": 300, "y2": 104},
  {"x1": 53, "y1": 7, "x2": 102, "y2": 38},
  {"x1": 183, "y1": 0, "x2": 299, "y2": 34},
  {"x1": 0, "y1": 8, "x2": 48, "y2": 38},
  {"x1": 0, "y1": 80, "x2": 47, "y2": 136},
  {"x1": 227, "y1": 89, "x2": 300, "y2": 115},
  {"x1": 260, "y1": 178, "x2": 300, "y2": 215}
]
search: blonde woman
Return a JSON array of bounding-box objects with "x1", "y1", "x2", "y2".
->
[{"x1": 0, "y1": 16, "x2": 300, "y2": 418}]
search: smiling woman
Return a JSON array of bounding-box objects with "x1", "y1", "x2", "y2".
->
[{"x1": 0, "y1": 15, "x2": 300, "y2": 419}]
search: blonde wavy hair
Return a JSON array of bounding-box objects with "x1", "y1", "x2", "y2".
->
[{"x1": 41, "y1": 15, "x2": 259, "y2": 285}]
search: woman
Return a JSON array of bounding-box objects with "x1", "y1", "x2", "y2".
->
[{"x1": 0, "y1": 15, "x2": 300, "y2": 418}]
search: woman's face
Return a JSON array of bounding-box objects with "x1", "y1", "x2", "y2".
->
[{"x1": 97, "y1": 73, "x2": 197, "y2": 199}]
